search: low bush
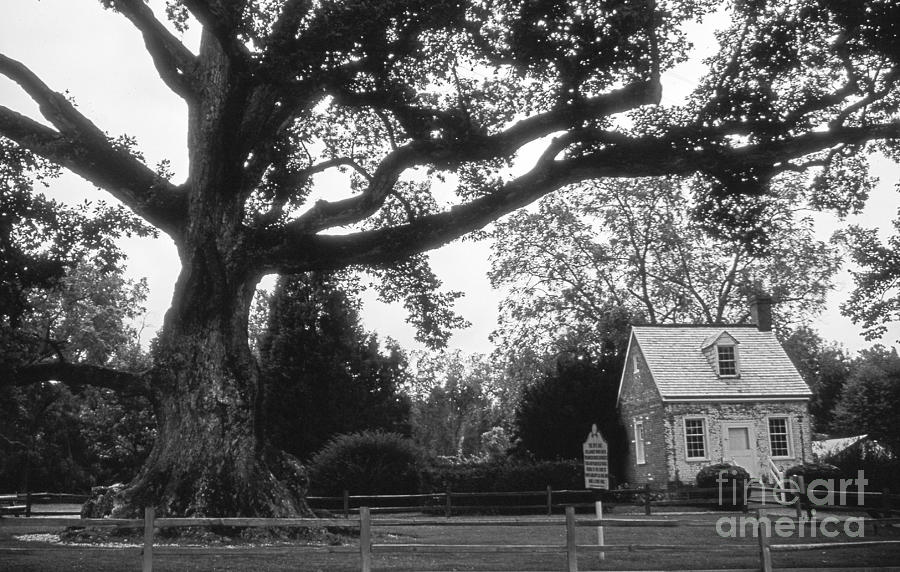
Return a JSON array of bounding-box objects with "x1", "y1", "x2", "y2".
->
[
  {"x1": 695, "y1": 463, "x2": 750, "y2": 488},
  {"x1": 422, "y1": 458, "x2": 583, "y2": 493},
  {"x1": 695, "y1": 463, "x2": 750, "y2": 510},
  {"x1": 307, "y1": 431, "x2": 425, "y2": 496},
  {"x1": 785, "y1": 462, "x2": 844, "y2": 507},
  {"x1": 823, "y1": 444, "x2": 899, "y2": 492},
  {"x1": 785, "y1": 462, "x2": 842, "y2": 488}
]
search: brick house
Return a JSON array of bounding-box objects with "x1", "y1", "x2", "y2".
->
[{"x1": 616, "y1": 297, "x2": 813, "y2": 486}]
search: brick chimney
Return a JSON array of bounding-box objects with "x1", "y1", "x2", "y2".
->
[{"x1": 749, "y1": 294, "x2": 773, "y2": 332}]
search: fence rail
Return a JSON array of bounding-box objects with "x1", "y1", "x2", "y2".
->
[
  {"x1": 304, "y1": 484, "x2": 900, "y2": 518},
  {"x1": 5, "y1": 483, "x2": 900, "y2": 522},
  {"x1": 0, "y1": 492, "x2": 88, "y2": 517}
]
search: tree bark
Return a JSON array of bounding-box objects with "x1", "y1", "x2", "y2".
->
[{"x1": 116, "y1": 232, "x2": 309, "y2": 517}]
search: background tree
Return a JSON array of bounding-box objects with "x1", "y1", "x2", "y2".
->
[
  {"x1": 407, "y1": 351, "x2": 509, "y2": 458},
  {"x1": 2, "y1": 0, "x2": 899, "y2": 516},
  {"x1": 0, "y1": 259, "x2": 153, "y2": 493},
  {"x1": 781, "y1": 326, "x2": 853, "y2": 434},
  {"x1": 258, "y1": 272, "x2": 411, "y2": 460},
  {"x1": 1, "y1": 140, "x2": 151, "y2": 378},
  {"x1": 839, "y1": 222, "x2": 900, "y2": 341},
  {"x1": 512, "y1": 348, "x2": 626, "y2": 479},
  {"x1": 833, "y1": 346, "x2": 900, "y2": 451},
  {"x1": 491, "y1": 177, "x2": 842, "y2": 355}
]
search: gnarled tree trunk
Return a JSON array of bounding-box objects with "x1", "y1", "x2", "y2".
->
[{"x1": 116, "y1": 222, "x2": 309, "y2": 517}]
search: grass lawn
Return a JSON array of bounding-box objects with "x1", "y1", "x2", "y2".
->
[{"x1": 2, "y1": 507, "x2": 900, "y2": 571}]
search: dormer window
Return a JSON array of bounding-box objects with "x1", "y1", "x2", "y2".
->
[
  {"x1": 701, "y1": 331, "x2": 740, "y2": 378},
  {"x1": 717, "y1": 345, "x2": 738, "y2": 376}
]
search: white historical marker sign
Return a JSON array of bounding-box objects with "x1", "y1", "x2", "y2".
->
[{"x1": 583, "y1": 424, "x2": 609, "y2": 490}]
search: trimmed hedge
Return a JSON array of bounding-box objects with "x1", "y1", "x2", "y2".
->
[
  {"x1": 784, "y1": 462, "x2": 842, "y2": 483},
  {"x1": 695, "y1": 463, "x2": 750, "y2": 510},
  {"x1": 695, "y1": 463, "x2": 750, "y2": 488},
  {"x1": 307, "y1": 431, "x2": 425, "y2": 496},
  {"x1": 421, "y1": 458, "x2": 584, "y2": 493},
  {"x1": 785, "y1": 462, "x2": 844, "y2": 507}
]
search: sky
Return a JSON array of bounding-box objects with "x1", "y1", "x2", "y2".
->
[{"x1": 2, "y1": 1, "x2": 899, "y2": 356}]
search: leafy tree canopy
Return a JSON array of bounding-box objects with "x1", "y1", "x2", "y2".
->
[
  {"x1": 408, "y1": 350, "x2": 512, "y2": 458},
  {"x1": 0, "y1": 260, "x2": 154, "y2": 492},
  {"x1": 833, "y1": 345, "x2": 900, "y2": 452},
  {"x1": 781, "y1": 326, "x2": 852, "y2": 433},
  {"x1": 1, "y1": 140, "x2": 153, "y2": 378},
  {"x1": 839, "y1": 222, "x2": 900, "y2": 341}
]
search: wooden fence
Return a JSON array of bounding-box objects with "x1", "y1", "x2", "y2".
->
[
  {"x1": 307, "y1": 487, "x2": 602, "y2": 517},
  {"x1": 0, "y1": 492, "x2": 88, "y2": 517},
  {"x1": 306, "y1": 484, "x2": 900, "y2": 518},
  {"x1": 4, "y1": 506, "x2": 900, "y2": 571},
  {"x1": 5, "y1": 483, "x2": 899, "y2": 519}
]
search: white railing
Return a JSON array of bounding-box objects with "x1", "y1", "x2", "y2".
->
[{"x1": 767, "y1": 458, "x2": 784, "y2": 489}]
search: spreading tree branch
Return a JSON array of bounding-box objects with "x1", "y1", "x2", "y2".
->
[
  {"x1": 257, "y1": 117, "x2": 900, "y2": 274},
  {"x1": 260, "y1": 157, "x2": 580, "y2": 272},
  {"x1": 180, "y1": 0, "x2": 252, "y2": 68},
  {"x1": 0, "y1": 54, "x2": 187, "y2": 236},
  {"x1": 108, "y1": 0, "x2": 200, "y2": 100},
  {"x1": 0, "y1": 433, "x2": 28, "y2": 451},
  {"x1": 265, "y1": 0, "x2": 312, "y2": 51},
  {"x1": 10, "y1": 362, "x2": 150, "y2": 397},
  {"x1": 272, "y1": 79, "x2": 662, "y2": 236}
]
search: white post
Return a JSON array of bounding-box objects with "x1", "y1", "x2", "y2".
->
[
  {"x1": 595, "y1": 500, "x2": 605, "y2": 561},
  {"x1": 565, "y1": 506, "x2": 578, "y2": 572},
  {"x1": 142, "y1": 507, "x2": 154, "y2": 572},
  {"x1": 360, "y1": 506, "x2": 372, "y2": 572}
]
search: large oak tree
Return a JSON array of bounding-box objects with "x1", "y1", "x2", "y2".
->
[{"x1": 2, "y1": 0, "x2": 899, "y2": 517}]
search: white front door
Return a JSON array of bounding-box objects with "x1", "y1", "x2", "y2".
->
[{"x1": 722, "y1": 423, "x2": 759, "y2": 479}]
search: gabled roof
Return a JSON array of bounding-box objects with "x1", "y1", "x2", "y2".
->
[
  {"x1": 701, "y1": 330, "x2": 739, "y2": 350},
  {"x1": 628, "y1": 325, "x2": 812, "y2": 401}
]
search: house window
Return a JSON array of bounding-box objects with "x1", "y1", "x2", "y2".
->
[
  {"x1": 684, "y1": 418, "x2": 707, "y2": 459},
  {"x1": 717, "y1": 345, "x2": 738, "y2": 376},
  {"x1": 634, "y1": 421, "x2": 646, "y2": 465},
  {"x1": 769, "y1": 417, "x2": 791, "y2": 457}
]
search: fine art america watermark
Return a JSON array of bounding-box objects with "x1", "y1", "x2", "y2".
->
[{"x1": 714, "y1": 470, "x2": 869, "y2": 539}]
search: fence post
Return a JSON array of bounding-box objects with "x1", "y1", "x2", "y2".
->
[
  {"x1": 343, "y1": 490, "x2": 350, "y2": 519},
  {"x1": 742, "y1": 478, "x2": 749, "y2": 513},
  {"x1": 756, "y1": 510, "x2": 773, "y2": 572},
  {"x1": 445, "y1": 486, "x2": 452, "y2": 518},
  {"x1": 546, "y1": 485, "x2": 552, "y2": 517},
  {"x1": 565, "y1": 505, "x2": 578, "y2": 572},
  {"x1": 795, "y1": 475, "x2": 803, "y2": 520},
  {"x1": 643, "y1": 484, "x2": 651, "y2": 516},
  {"x1": 360, "y1": 506, "x2": 371, "y2": 572},
  {"x1": 875, "y1": 487, "x2": 891, "y2": 536},
  {"x1": 142, "y1": 507, "x2": 155, "y2": 572},
  {"x1": 595, "y1": 500, "x2": 605, "y2": 562}
]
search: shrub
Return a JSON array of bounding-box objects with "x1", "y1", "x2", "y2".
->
[
  {"x1": 695, "y1": 463, "x2": 750, "y2": 488},
  {"x1": 784, "y1": 462, "x2": 842, "y2": 484},
  {"x1": 495, "y1": 460, "x2": 584, "y2": 491},
  {"x1": 785, "y1": 462, "x2": 844, "y2": 506},
  {"x1": 695, "y1": 463, "x2": 750, "y2": 510},
  {"x1": 825, "y1": 445, "x2": 900, "y2": 492},
  {"x1": 307, "y1": 431, "x2": 425, "y2": 496},
  {"x1": 421, "y1": 458, "x2": 583, "y2": 493}
]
